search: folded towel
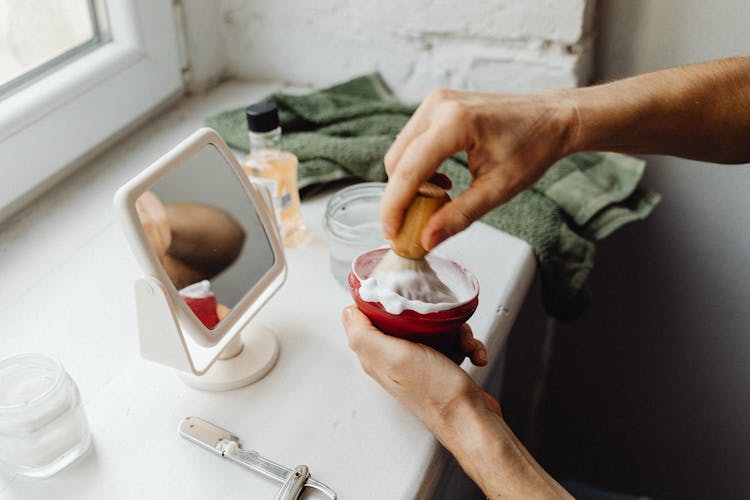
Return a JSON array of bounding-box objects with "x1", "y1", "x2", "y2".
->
[{"x1": 207, "y1": 74, "x2": 660, "y2": 320}]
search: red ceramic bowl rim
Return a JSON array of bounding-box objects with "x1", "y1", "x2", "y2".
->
[{"x1": 349, "y1": 248, "x2": 479, "y2": 320}]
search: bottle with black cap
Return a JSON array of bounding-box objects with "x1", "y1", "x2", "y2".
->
[{"x1": 243, "y1": 101, "x2": 306, "y2": 247}]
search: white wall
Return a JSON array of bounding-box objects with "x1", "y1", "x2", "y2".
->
[
  {"x1": 512, "y1": 1, "x2": 750, "y2": 497},
  {"x1": 181, "y1": 0, "x2": 227, "y2": 92},
  {"x1": 184, "y1": 0, "x2": 596, "y2": 99}
]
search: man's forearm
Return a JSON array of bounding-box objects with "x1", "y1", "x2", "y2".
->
[
  {"x1": 560, "y1": 57, "x2": 750, "y2": 164},
  {"x1": 432, "y1": 396, "x2": 572, "y2": 499}
]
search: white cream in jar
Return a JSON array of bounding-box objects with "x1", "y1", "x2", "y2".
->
[{"x1": 0, "y1": 353, "x2": 91, "y2": 478}]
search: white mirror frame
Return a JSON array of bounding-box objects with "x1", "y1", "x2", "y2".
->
[{"x1": 114, "y1": 128, "x2": 286, "y2": 379}]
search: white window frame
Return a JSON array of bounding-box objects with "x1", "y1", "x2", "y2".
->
[{"x1": 0, "y1": 0, "x2": 183, "y2": 217}]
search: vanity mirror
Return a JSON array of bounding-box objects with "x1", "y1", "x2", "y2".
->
[{"x1": 115, "y1": 128, "x2": 285, "y2": 391}]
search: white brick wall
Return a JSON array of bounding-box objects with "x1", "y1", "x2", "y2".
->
[{"x1": 186, "y1": 0, "x2": 595, "y2": 99}]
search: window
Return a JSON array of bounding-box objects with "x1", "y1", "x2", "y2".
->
[
  {"x1": 0, "y1": 0, "x2": 109, "y2": 96},
  {"x1": 0, "y1": 0, "x2": 183, "y2": 218}
]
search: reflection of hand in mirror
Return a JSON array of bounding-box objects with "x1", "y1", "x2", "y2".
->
[
  {"x1": 165, "y1": 203, "x2": 246, "y2": 283},
  {"x1": 135, "y1": 191, "x2": 172, "y2": 260},
  {"x1": 136, "y1": 191, "x2": 247, "y2": 329},
  {"x1": 136, "y1": 191, "x2": 246, "y2": 289}
]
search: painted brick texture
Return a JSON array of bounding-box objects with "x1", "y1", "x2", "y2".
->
[{"x1": 219, "y1": 0, "x2": 595, "y2": 100}]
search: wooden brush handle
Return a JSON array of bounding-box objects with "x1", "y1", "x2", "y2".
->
[{"x1": 391, "y1": 182, "x2": 450, "y2": 259}]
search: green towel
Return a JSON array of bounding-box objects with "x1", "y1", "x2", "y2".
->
[{"x1": 207, "y1": 74, "x2": 660, "y2": 320}]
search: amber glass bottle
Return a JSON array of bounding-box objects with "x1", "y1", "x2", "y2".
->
[{"x1": 242, "y1": 102, "x2": 306, "y2": 247}]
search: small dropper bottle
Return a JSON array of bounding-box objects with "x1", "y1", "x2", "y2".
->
[{"x1": 242, "y1": 102, "x2": 306, "y2": 247}]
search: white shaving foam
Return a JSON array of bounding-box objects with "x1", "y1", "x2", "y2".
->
[
  {"x1": 358, "y1": 256, "x2": 475, "y2": 315},
  {"x1": 179, "y1": 280, "x2": 213, "y2": 299}
]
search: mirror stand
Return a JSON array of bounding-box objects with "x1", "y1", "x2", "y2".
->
[
  {"x1": 178, "y1": 326, "x2": 279, "y2": 392},
  {"x1": 119, "y1": 129, "x2": 288, "y2": 389},
  {"x1": 135, "y1": 276, "x2": 279, "y2": 392}
]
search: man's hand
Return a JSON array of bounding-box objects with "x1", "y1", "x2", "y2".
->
[
  {"x1": 342, "y1": 306, "x2": 572, "y2": 498},
  {"x1": 341, "y1": 306, "x2": 499, "y2": 439},
  {"x1": 381, "y1": 88, "x2": 577, "y2": 250},
  {"x1": 381, "y1": 57, "x2": 750, "y2": 252}
]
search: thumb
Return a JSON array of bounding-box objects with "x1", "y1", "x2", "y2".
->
[
  {"x1": 341, "y1": 306, "x2": 392, "y2": 356},
  {"x1": 341, "y1": 306, "x2": 418, "y2": 368}
]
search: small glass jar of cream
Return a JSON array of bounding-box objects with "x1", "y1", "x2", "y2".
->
[
  {"x1": 324, "y1": 182, "x2": 388, "y2": 285},
  {"x1": 0, "y1": 353, "x2": 92, "y2": 478}
]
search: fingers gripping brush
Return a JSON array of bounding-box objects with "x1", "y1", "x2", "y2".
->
[{"x1": 372, "y1": 182, "x2": 458, "y2": 303}]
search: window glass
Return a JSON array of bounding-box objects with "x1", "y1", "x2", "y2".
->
[
  {"x1": 0, "y1": 0, "x2": 182, "y2": 219},
  {"x1": 0, "y1": 0, "x2": 106, "y2": 95}
]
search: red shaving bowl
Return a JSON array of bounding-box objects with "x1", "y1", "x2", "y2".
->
[
  {"x1": 183, "y1": 295, "x2": 220, "y2": 329},
  {"x1": 348, "y1": 248, "x2": 479, "y2": 354}
]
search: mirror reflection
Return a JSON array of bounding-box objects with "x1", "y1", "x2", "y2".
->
[{"x1": 135, "y1": 144, "x2": 275, "y2": 330}]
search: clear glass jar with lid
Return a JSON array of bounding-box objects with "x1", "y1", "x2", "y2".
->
[
  {"x1": 0, "y1": 353, "x2": 92, "y2": 478},
  {"x1": 324, "y1": 182, "x2": 388, "y2": 285}
]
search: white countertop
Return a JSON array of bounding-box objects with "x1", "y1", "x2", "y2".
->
[{"x1": 0, "y1": 81, "x2": 535, "y2": 499}]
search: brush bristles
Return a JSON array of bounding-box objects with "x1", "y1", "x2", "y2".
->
[
  {"x1": 372, "y1": 250, "x2": 425, "y2": 273},
  {"x1": 371, "y1": 250, "x2": 457, "y2": 303}
]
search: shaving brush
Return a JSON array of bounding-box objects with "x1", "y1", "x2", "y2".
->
[{"x1": 372, "y1": 181, "x2": 458, "y2": 303}]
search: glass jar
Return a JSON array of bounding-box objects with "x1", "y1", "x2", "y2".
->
[
  {"x1": 324, "y1": 182, "x2": 388, "y2": 285},
  {"x1": 0, "y1": 353, "x2": 92, "y2": 478}
]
